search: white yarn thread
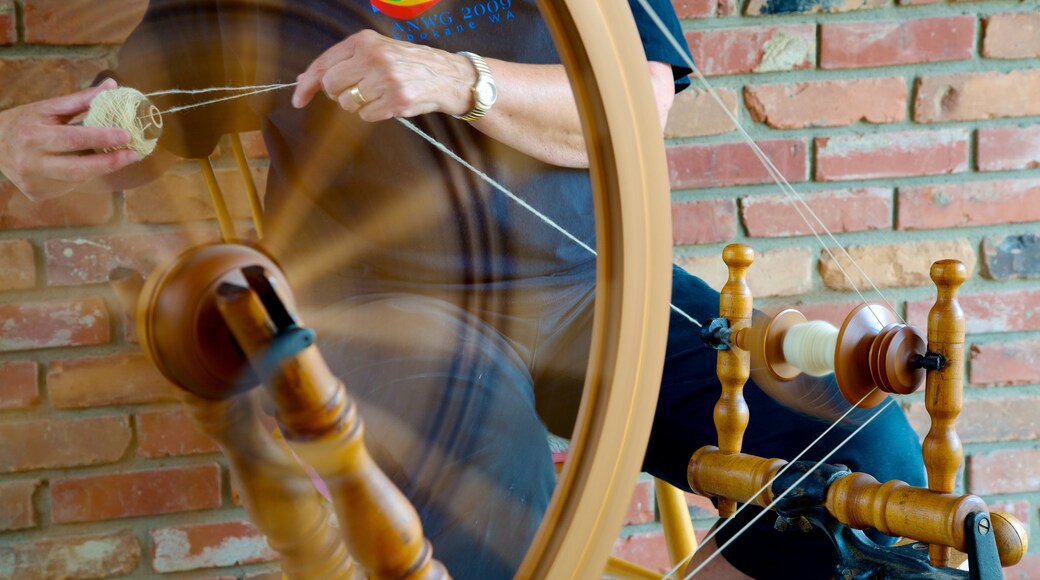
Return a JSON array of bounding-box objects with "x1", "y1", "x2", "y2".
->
[
  {"x1": 782, "y1": 320, "x2": 838, "y2": 377},
  {"x1": 84, "y1": 87, "x2": 163, "y2": 157}
]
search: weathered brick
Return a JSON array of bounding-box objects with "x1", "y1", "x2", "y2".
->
[
  {"x1": 677, "y1": 248, "x2": 812, "y2": 297},
  {"x1": 24, "y1": 0, "x2": 148, "y2": 44},
  {"x1": 47, "y1": 353, "x2": 177, "y2": 408},
  {"x1": 897, "y1": 179, "x2": 1040, "y2": 230},
  {"x1": 0, "y1": 182, "x2": 113, "y2": 229},
  {"x1": 0, "y1": 0, "x2": 14, "y2": 45},
  {"x1": 0, "y1": 297, "x2": 110, "y2": 352},
  {"x1": 672, "y1": 199, "x2": 736, "y2": 245},
  {"x1": 745, "y1": 78, "x2": 905, "y2": 129},
  {"x1": 0, "y1": 479, "x2": 40, "y2": 531},
  {"x1": 236, "y1": 131, "x2": 270, "y2": 159},
  {"x1": 970, "y1": 340, "x2": 1040, "y2": 387},
  {"x1": 820, "y1": 17, "x2": 975, "y2": 69},
  {"x1": 684, "y1": 490, "x2": 720, "y2": 518},
  {"x1": 1005, "y1": 553, "x2": 1040, "y2": 580},
  {"x1": 672, "y1": 0, "x2": 716, "y2": 18},
  {"x1": 986, "y1": 499, "x2": 1030, "y2": 529},
  {"x1": 51, "y1": 463, "x2": 221, "y2": 523},
  {"x1": 150, "y1": 519, "x2": 277, "y2": 573},
  {"x1": 815, "y1": 129, "x2": 969, "y2": 182},
  {"x1": 0, "y1": 361, "x2": 38, "y2": 409},
  {"x1": 905, "y1": 396, "x2": 1040, "y2": 443},
  {"x1": 819, "y1": 239, "x2": 976, "y2": 291},
  {"x1": 45, "y1": 231, "x2": 210, "y2": 287},
  {"x1": 746, "y1": 0, "x2": 886, "y2": 17},
  {"x1": 977, "y1": 125, "x2": 1040, "y2": 172},
  {"x1": 664, "y1": 88, "x2": 738, "y2": 138},
  {"x1": 624, "y1": 479, "x2": 655, "y2": 526},
  {"x1": 915, "y1": 70, "x2": 1040, "y2": 124},
  {"x1": 0, "y1": 58, "x2": 107, "y2": 110},
  {"x1": 759, "y1": 300, "x2": 862, "y2": 327},
  {"x1": 0, "y1": 415, "x2": 130, "y2": 473},
  {"x1": 741, "y1": 188, "x2": 892, "y2": 238},
  {"x1": 968, "y1": 449, "x2": 1040, "y2": 495},
  {"x1": 0, "y1": 530, "x2": 140, "y2": 580},
  {"x1": 0, "y1": 239, "x2": 36, "y2": 291},
  {"x1": 611, "y1": 530, "x2": 670, "y2": 573},
  {"x1": 906, "y1": 290, "x2": 1040, "y2": 335},
  {"x1": 982, "y1": 13, "x2": 1040, "y2": 60},
  {"x1": 668, "y1": 139, "x2": 806, "y2": 190},
  {"x1": 685, "y1": 25, "x2": 815, "y2": 76},
  {"x1": 137, "y1": 407, "x2": 220, "y2": 458},
  {"x1": 123, "y1": 165, "x2": 268, "y2": 224},
  {"x1": 982, "y1": 234, "x2": 1040, "y2": 281}
]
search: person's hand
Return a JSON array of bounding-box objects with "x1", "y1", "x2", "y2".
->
[
  {"x1": 0, "y1": 78, "x2": 142, "y2": 201},
  {"x1": 292, "y1": 29, "x2": 477, "y2": 121}
]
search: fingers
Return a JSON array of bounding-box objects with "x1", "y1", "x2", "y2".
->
[
  {"x1": 37, "y1": 148, "x2": 141, "y2": 184},
  {"x1": 293, "y1": 37, "x2": 358, "y2": 108},
  {"x1": 39, "y1": 78, "x2": 119, "y2": 117},
  {"x1": 36, "y1": 124, "x2": 131, "y2": 154}
]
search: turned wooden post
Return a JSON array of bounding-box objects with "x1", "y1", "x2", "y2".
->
[
  {"x1": 215, "y1": 281, "x2": 448, "y2": 580},
  {"x1": 714, "y1": 244, "x2": 754, "y2": 518},
  {"x1": 924, "y1": 260, "x2": 967, "y2": 568}
]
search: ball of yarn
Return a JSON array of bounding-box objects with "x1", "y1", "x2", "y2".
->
[{"x1": 84, "y1": 87, "x2": 163, "y2": 157}]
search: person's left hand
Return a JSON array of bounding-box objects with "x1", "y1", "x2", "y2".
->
[{"x1": 292, "y1": 29, "x2": 476, "y2": 122}]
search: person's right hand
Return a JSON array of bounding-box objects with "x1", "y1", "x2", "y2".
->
[{"x1": 0, "y1": 78, "x2": 143, "y2": 201}]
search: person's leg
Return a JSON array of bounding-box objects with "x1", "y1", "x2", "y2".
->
[
  {"x1": 308, "y1": 293, "x2": 555, "y2": 578},
  {"x1": 645, "y1": 266, "x2": 926, "y2": 578}
]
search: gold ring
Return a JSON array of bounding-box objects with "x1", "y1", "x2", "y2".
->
[{"x1": 348, "y1": 85, "x2": 367, "y2": 107}]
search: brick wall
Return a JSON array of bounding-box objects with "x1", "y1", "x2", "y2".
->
[{"x1": 0, "y1": 0, "x2": 1037, "y2": 578}]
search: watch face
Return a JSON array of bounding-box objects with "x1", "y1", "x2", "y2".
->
[{"x1": 474, "y1": 80, "x2": 497, "y2": 108}]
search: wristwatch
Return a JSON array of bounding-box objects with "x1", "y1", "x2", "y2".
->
[{"x1": 455, "y1": 51, "x2": 497, "y2": 122}]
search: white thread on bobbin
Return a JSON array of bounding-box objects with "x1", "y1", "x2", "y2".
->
[
  {"x1": 782, "y1": 320, "x2": 838, "y2": 377},
  {"x1": 84, "y1": 87, "x2": 163, "y2": 157}
]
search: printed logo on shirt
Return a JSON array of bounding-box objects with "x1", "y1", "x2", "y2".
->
[
  {"x1": 370, "y1": 0, "x2": 443, "y2": 20},
  {"x1": 377, "y1": 0, "x2": 517, "y2": 42}
]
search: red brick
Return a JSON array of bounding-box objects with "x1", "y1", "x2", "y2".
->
[
  {"x1": 969, "y1": 341, "x2": 1040, "y2": 387},
  {"x1": 0, "y1": 361, "x2": 39, "y2": 409},
  {"x1": 624, "y1": 479, "x2": 655, "y2": 526},
  {"x1": 668, "y1": 139, "x2": 807, "y2": 190},
  {"x1": 897, "y1": 179, "x2": 1040, "y2": 230},
  {"x1": 1005, "y1": 552, "x2": 1040, "y2": 580},
  {"x1": 684, "y1": 490, "x2": 720, "y2": 518},
  {"x1": 820, "y1": 16, "x2": 975, "y2": 69},
  {"x1": 47, "y1": 353, "x2": 178, "y2": 408},
  {"x1": 915, "y1": 70, "x2": 1040, "y2": 124},
  {"x1": 237, "y1": 131, "x2": 270, "y2": 159},
  {"x1": 51, "y1": 463, "x2": 221, "y2": 523},
  {"x1": 983, "y1": 13, "x2": 1040, "y2": 60},
  {"x1": 685, "y1": 25, "x2": 815, "y2": 76},
  {"x1": 150, "y1": 519, "x2": 277, "y2": 573},
  {"x1": 906, "y1": 290, "x2": 1040, "y2": 335},
  {"x1": 137, "y1": 407, "x2": 220, "y2": 458},
  {"x1": 759, "y1": 300, "x2": 862, "y2": 328},
  {"x1": 0, "y1": 297, "x2": 110, "y2": 352},
  {"x1": 611, "y1": 530, "x2": 670, "y2": 573},
  {"x1": 968, "y1": 449, "x2": 1040, "y2": 495},
  {"x1": 245, "y1": 572, "x2": 285, "y2": 580},
  {"x1": 0, "y1": 182, "x2": 113, "y2": 229},
  {"x1": 0, "y1": 0, "x2": 14, "y2": 45},
  {"x1": 815, "y1": 129, "x2": 969, "y2": 182},
  {"x1": 672, "y1": 0, "x2": 716, "y2": 18},
  {"x1": 0, "y1": 479, "x2": 41, "y2": 531},
  {"x1": 24, "y1": 0, "x2": 148, "y2": 44},
  {"x1": 977, "y1": 125, "x2": 1040, "y2": 172},
  {"x1": 819, "y1": 239, "x2": 976, "y2": 291},
  {"x1": 0, "y1": 530, "x2": 140, "y2": 579},
  {"x1": 678, "y1": 248, "x2": 812, "y2": 297},
  {"x1": 672, "y1": 199, "x2": 736, "y2": 245},
  {"x1": 0, "y1": 415, "x2": 130, "y2": 473},
  {"x1": 741, "y1": 187, "x2": 892, "y2": 238},
  {"x1": 45, "y1": 231, "x2": 209, "y2": 287},
  {"x1": 123, "y1": 165, "x2": 268, "y2": 224},
  {"x1": 746, "y1": 0, "x2": 885, "y2": 16},
  {"x1": 745, "y1": 78, "x2": 905, "y2": 129},
  {"x1": 664, "y1": 88, "x2": 738, "y2": 138},
  {"x1": 987, "y1": 499, "x2": 1030, "y2": 528},
  {"x1": 905, "y1": 396, "x2": 1040, "y2": 443},
  {"x1": 0, "y1": 239, "x2": 36, "y2": 291},
  {"x1": 0, "y1": 58, "x2": 107, "y2": 110}
]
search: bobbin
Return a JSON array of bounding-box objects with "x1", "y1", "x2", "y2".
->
[{"x1": 757, "y1": 303, "x2": 927, "y2": 407}]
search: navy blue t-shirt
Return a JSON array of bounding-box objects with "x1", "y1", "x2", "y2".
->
[{"x1": 114, "y1": 0, "x2": 692, "y2": 285}]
